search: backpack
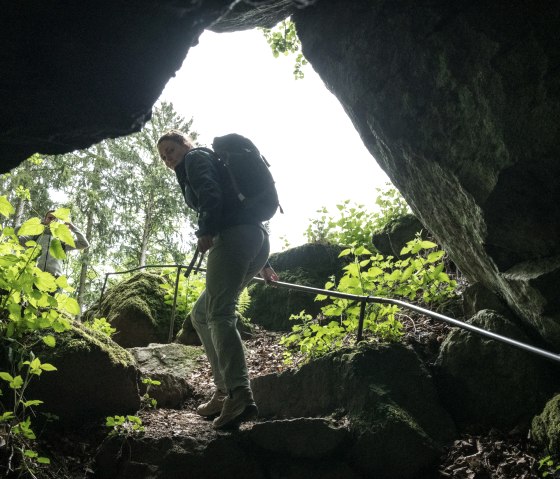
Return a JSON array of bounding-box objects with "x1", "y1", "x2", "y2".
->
[{"x1": 209, "y1": 133, "x2": 282, "y2": 222}]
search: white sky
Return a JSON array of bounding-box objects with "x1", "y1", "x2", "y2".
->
[{"x1": 159, "y1": 29, "x2": 391, "y2": 253}]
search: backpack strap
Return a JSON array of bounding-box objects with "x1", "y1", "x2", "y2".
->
[{"x1": 190, "y1": 147, "x2": 247, "y2": 203}]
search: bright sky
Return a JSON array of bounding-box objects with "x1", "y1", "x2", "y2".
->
[{"x1": 159, "y1": 29, "x2": 391, "y2": 253}]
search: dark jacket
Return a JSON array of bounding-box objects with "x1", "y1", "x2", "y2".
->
[{"x1": 175, "y1": 148, "x2": 265, "y2": 237}]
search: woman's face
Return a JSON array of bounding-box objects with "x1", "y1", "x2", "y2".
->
[{"x1": 158, "y1": 139, "x2": 189, "y2": 170}]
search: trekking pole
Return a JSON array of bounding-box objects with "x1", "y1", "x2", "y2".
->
[{"x1": 167, "y1": 247, "x2": 205, "y2": 343}]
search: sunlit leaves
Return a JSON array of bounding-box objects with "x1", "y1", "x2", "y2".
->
[
  {"x1": 17, "y1": 217, "x2": 44, "y2": 236},
  {"x1": 281, "y1": 236, "x2": 458, "y2": 363},
  {"x1": 0, "y1": 373, "x2": 24, "y2": 390},
  {"x1": 261, "y1": 18, "x2": 308, "y2": 80},
  {"x1": 305, "y1": 185, "x2": 412, "y2": 247},
  {"x1": 52, "y1": 207, "x2": 71, "y2": 223},
  {"x1": 42, "y1": 335, "x2": 56, "y2": 347},
  {"x1": 55, "y1": 294, "x2": 80, "y2": 316},
  {"x1": 50, "y1": 222, "x2": 75, "y2": 249},
  {"x1": 34, "y1": 270, "x2": 57, "y2": 292},
  {"x1": 22, "y1": 358, "x2": 57, "y2": 376},
  {"x1": 0, "y1": 195, "x2": 15, "y2": 217}
]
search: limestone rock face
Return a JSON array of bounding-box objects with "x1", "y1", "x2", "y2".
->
[{"x1": 2, "y1": 1, "x2": 560, "y2": 349}]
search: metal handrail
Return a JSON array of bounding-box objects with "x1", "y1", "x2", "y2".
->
[{"x1": 99, "y1": 264, "x2": 560, "y2": 364}]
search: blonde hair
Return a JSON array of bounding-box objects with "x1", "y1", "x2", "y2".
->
[{"x1": 157, "y1": 129, "x2": 194, "y2": 149}]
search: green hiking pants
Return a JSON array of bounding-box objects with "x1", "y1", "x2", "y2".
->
[{"x1": 191, "y1": 224, "x2": 270, "y2": 393}]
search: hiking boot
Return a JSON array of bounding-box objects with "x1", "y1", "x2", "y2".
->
[
  {"x1": 196, "y1": 389, "x2": 227, "y2": 417},
  {"x1": 212, "y1": 387, "x2": 258, "y2": 430}
]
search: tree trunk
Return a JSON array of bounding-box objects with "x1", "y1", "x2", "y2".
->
[
  {"x1": 11, "y1": 197, "x2": 25, "y2": 228},
  {"x1": 139, "y1": 191, "x2": 154, "y2": 267},
  {"x1": 76, "y1": 208, "x2": 95, "y2": 313}
]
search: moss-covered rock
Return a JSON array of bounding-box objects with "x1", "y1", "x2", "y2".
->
[
  {"x1": 435, "y1": 310, "x2": 556, "y2": 432},
  {"x1": 531, "y1": 395, "x2": 560, "y2": 455},
  {"x1": 252, "y1": 342, "x2": 456, "y2": 479},
  {"x1": 371, "y1": 213, "x2": 426, "y2": 257},
  {"x1": 247, "y1": 243, "x2": 350, "y2": 331},
  {"x1": 85, "y1": 272, "x2": 180, "y2": 348},
  {"x1": 26, "y1": 321, "x2": 140, "y2": 427}
]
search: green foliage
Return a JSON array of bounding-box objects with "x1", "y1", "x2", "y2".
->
[
  {"x1": 105, "y1": 415, "x2": 145, "y2": 436},
  {"x1": 281, "y1": 237, "x2": 458, "y2": 364},
  {"x1": 159, "y1": 266, "x2": 206, "y2": 318},
  {"x1": 237, "y1": 288, "x2": 251, "y2": 317},
  {"x1": 105, "y1": 376, "x2": 161, "y2": 439},
  {"x1": 305, "y1": 184, "x2": 412, "y2": 246},
  {"x1": 159, "y1": 265, "x2": 251, "y2": 321},
  {"x1": 1, "y1": 102, "x2": 200, "y2": 311},
  {"x1": 538, "y1": 456, "x2": 560, "y2": 477},
  {"x1": 83, "y1": 317, "x2": 116, "y2": 338},
  {"x1": 0, "y1": 197, "x2": 80, "y2": 477},
  {"x1": 261, "y1": 18, "x2": 308, "y2": 80},
  {"x1": 140, "y1": 377, "x2": 161, "y2": 409}
]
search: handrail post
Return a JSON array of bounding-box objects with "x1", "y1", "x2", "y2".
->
[
  {"x1": 167, "y1": 266, "x2": 183, "y2": 343},
  {"x1": 357, "y1": 299, "x2": 366, "y2": 342}
]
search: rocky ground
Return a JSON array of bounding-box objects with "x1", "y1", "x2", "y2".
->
[{"x1": 33, "y1": 315, "x2": 547, "y2": 479}]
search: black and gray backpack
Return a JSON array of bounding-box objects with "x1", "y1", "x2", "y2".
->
[{"x1": 208, "y1": 133, "x2": 282, "y2": 222}]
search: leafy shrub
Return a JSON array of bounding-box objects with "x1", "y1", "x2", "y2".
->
[
  {"x1": 281, "y1": 237, "x2": 458, "y2": 364},
  {"x1": 538, "y1": 456, "x2": 560, "y2": 478},
  {"x1": 0, "y1": 197, "x2": 81, "y2": 477},
  {"x1": 305, "y1": 184, "x2": 411, "y2": 247},
  {"x1": 159, "y1": 266, "x2": 205, "y2": 317}
]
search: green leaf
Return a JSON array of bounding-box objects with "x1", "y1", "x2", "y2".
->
[
  {"x1": 0, "y1": 195, "x2": 15, "y2": 218},
  {"x1": 50, "y1": 222, "x2": 75, "y2": 248},
  {"x1": 37, "y1": 457, "x2": 51, "y2": 464},
  {"x1": 419, "y1": 240, "x2": 438, "y2": 250},
  {"x1": 0, "y1": 411, "x2": 15, "y2": 422},
  {"x1": 56, "y1": 275, "x2": 70, "y2": 289},
  {"x1": 0, "y1": 372, "x2": 14, "y2": 382},
  {"x1": 42, "y1": 335, "x2": 56, "y2": 347},
  {"x1": 48, "y1": 238, "x2": 67, "y2": 260},
  {"x1": 40, "y1": 363, "x2": 57, "y2": 372},
  {"x1": 18, "y1": 218, "x2": 44, "y2": 236},
  {"x1": 56, "y1": 295, "x2": 81, "y2": 316},
  {"x1": 23, "y1": 399, "x2": 44, "y2": 407},
  {"x1": 367, "y1": 266, "x2": 384, "y2": 277},
  {"x1": 53, "y1": 207, "x2": 71, "y2": 222},
  {"x1": 11, "y1": 375, "x2": 24, "y2": 389},
  {"x1": 34, "y1": 270, "x2": 57, "y2": 292},
  {"x1": 427, "y1": 250, "x2": 445, "y2": 263}
]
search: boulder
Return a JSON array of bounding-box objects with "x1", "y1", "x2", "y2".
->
[
  {"x1": 128, "y1": 343, "x2": 204, "y2": 409},
  {"x1": 371, "y1": 213, "x2": 426, "y2": 257},
  {"x1": 27, "y1": 321, "x2": 140, "y2": 427},
  {"x1": 247, "y1": 243, "x2": 349, "y2": 331},
  {"x1": 252, "y1": 342, "x2": 456, "y2": 478},
  {"x1": 85, "y1": 272, "x2": 180, "y2": 348},
  {"x1": 531, "y1": 394, "x2": 560, "y2": 455},
  {"x1": 435, "y1": 310, "x2": 556, "y2": 432}
]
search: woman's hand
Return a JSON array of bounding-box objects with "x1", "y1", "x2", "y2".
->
[
  {"x1": 260, "y1": 266, "x2": 279, "y2": 284},
  {"x1": 197, "y1": 235, "x2": 214, "y2": 253}
]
